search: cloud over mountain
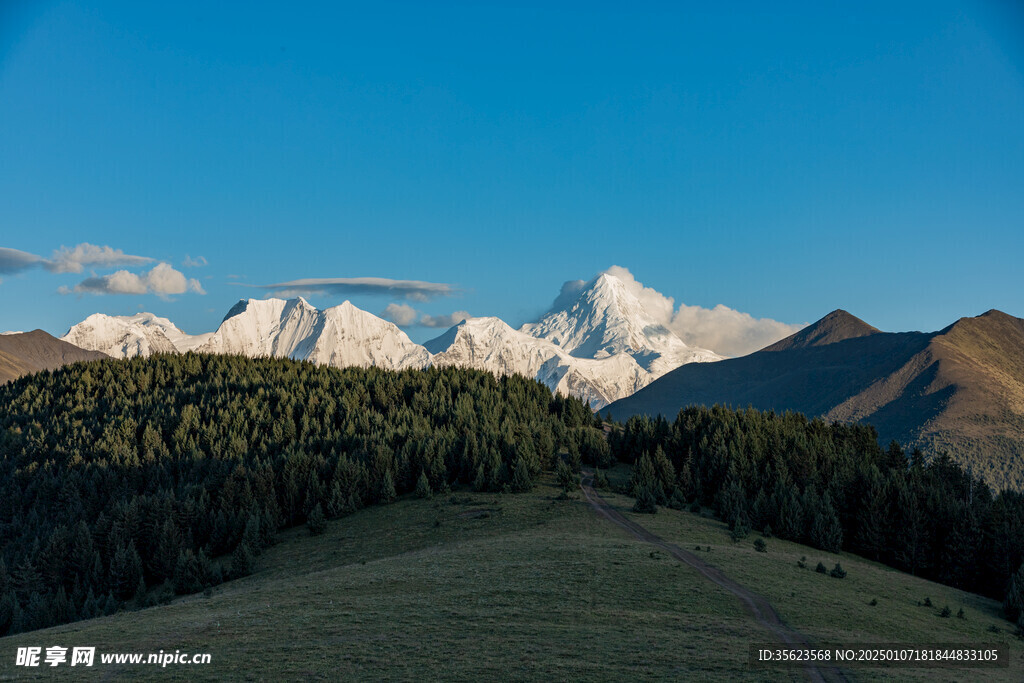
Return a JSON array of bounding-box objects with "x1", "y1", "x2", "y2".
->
[
  {"x1": 419, "y1": 311, "x2": 471, "y2": 328},
  {"x1": 60, "y1": 263, "x2": 205, "y2": 297},
  {"x1": 546, "y1": 266, "x2": 804, "y2": 357},
  {"x1": 253, "y1": 276, "x2": 458, "y2": 301},
  {"x1": 45, "y1": 243, "x2": 153, "y2": 274},
  {"x1": 380, "y1": 303, "x2": 419, "y2": 326}
]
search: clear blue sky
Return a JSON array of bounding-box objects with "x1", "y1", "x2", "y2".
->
[{"x1": 1, "y1": 0, "x2": 1022, "y2": 344}]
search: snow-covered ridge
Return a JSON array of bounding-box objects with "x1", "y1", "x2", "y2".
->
[
  {"x1": 63, "y1": 298, "x2": 429, "y2": 372},
  {"x1": 61, "y1": 271, "x2": 723, "y2": 408}
]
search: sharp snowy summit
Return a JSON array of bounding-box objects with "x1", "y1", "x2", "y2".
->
[
  {"x1": 519, "y1": 272, "x2": 722, "y2": 377},
  {"x1": 61, "y1": 270, "x2": 724, "y2": 409}
]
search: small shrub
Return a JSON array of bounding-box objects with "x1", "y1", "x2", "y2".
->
[
  {"x1": 797, "y1": 556, "x2": 807, "y2": 569},
  {"x1": 815, "y1": 562, "x2": 828, "y2": 574},
  {"x1": 763, "y1": 524, "x2": 773, "y2": 539},
  {"x1": 923, "y1": 597, "x2": 933, "y2": 607},
  {"x1": 988, "y1": 624, "x2": 1001, "y2": 634},
  {"x1": 869, "y1": 598, "x2": 878, "y2": 606},
  {"x1": 830, "y1": 563, "x2": 847, "y2": 579},
  {"x1": 957, "y1": 608, "x2": 966, "y2": 619},
  {"x1": 754, "y1": 538, "x2": 767, "y2": 553},
  {"x1": 940, "y1": 606, "x2": 952, "y2": 618},
  {"x1": 593, "y1": 469, "x2": 610, "y2": 489}
]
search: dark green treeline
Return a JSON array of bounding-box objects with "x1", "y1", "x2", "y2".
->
[{"x1": 0, "y1": 354, "x2": 603, "y2": 636}]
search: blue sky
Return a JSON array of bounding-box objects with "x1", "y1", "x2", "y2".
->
[{"x1": 1, "y1": 0, "x2": 1022, "y2": 349}]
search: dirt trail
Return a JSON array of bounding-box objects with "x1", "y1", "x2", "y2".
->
[{"x1": 579, "y1": 471, "x2": 848, "y2": 683}]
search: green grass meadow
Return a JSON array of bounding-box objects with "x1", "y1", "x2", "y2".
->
[{"x1": 0, "y1": 465, "x2": 1020, "y2": 681}]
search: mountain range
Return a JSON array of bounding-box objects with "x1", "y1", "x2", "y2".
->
[
  {"x1": 57, "y1": 272, "x2": 722, "y2": 409},
  {"x1": 8, "y1": 272, "x2": 1024, "y2": 490},
  {"x1": 608, "y1": 309, "x2": 1024, "y2": 491}
]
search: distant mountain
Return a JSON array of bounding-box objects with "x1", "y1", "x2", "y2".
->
[
  {"x1": 520, "y1": 272, "x2": 722, "y2": 376},
  {"x1": 63, "y1": 312, "x2": 212, "y2": 357},
  {"x1": 608, "y1": 309, "x2": 1024, "y2": 491},
  {"x1": 65, "y1": 297, "x2": 430, "y2": 372},
  {"x1": 61, "y1": 271, "x2": 725, "y2": 409},
  {"x1": 0, "y1": 330, "x2": 107, "y2": 383},
  {"x1": 761, "y1": 309, "x2": 880, "y2": 351},
  {"x1": 426, "y1": 316, "x2": 649, "y2": 408},
  {"x1": 196, "y1": 297, "x2": 431, "y2": 371}
]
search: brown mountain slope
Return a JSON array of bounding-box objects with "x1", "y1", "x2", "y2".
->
[
  {"x1": 763, "y1": 308, "x2": 880, "y2": 351},
  {"x1": 0, "y1": 330, "x2": 108, "y2": 384},
  {"x1": 608, "y1": 310, "x2": 1024, "y2": 491}
]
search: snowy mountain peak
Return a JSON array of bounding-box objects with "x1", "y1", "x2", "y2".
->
[
  {"x1": 64, "y1": 297, "x2": 429, "y2": 372},
  {"x1": 520, "y1": 271, "x2": 722, "y2": 376},
  {"x1": 62, "y1": 311, "x2": 205, "y2": 358},
  {"x1": 425, "y1": 315, "x2": 648, "y2": 408},
  {"x1": 59, "y1": 268, "x2": 727, "y2": 409}
]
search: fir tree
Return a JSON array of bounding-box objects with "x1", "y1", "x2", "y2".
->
[
  {"x1": 412, "y1": 471, "x2": 431, "y2": 498},
  {"x1": 307, "y1": 504, "x2": 326, "y2": 536}
]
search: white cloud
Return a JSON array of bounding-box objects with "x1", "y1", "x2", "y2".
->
[
  {"x1": 419, "y1": 311, "x2": 471, "y2": 328},
  {"x1": 183, "y1": 254, "x2": 208, "y2": 267},
  {"x1": 46, "y1": 243, "x2": 153, "y2": 274},
  {"x1": 252, "y1": 276, "x2": 458, "y2": 300},
  {"x1": 380, "y1": 303, "x2": 418, "y2": 326},
  {"x1": 61, "y1": 263, "x2": 206, "y2": 298},
  {"x1": 597, "y1": 266, "x2": 804, "y2": 357}
]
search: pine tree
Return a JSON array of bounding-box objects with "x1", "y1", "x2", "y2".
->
[
  {"x1": 230, "y1": 541, "x2": 255, "y2": 578},
  {"x1": 810, "y1": 493, "x2": 843, "y2": 553},
  {"x1": 379, "y1": 470, "x2": 397, "y2": 504},
  {"x1": 415, "y1": 471, "x2": 433, "y2": 499},
  {"x1": 633, "y1": 484, "x2": 658, "y2": 514},
  {"x1": 109, "y1": 542, "x2": 143, "y2": 601},
  {"x1": 307, "y1": 503, "x2": 326, "y2": 536},
  {"x1": 1004, "y1": 563, "x2": 1024, "y2": 624},
  {"x1": 555, "y1": 460, "x2": 577, "y2": 492},
  {"x1": 510, "y1": 457, "x2": 533, "y2": 493}
]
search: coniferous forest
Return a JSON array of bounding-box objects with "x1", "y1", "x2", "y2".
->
[
  {"x1": 0, "y1": 354, "x2": 604, "y2": 636},
  {"x1": 4, "y1": 354, "x2": 1024, "y2": 638},
  {"x1": 609, "y1": 406, "x2": 1024, "y2": 625}
]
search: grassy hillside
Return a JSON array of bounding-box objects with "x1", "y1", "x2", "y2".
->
[{"x1": 1, "y1": 470, "x2": 1019, "y2": 681}]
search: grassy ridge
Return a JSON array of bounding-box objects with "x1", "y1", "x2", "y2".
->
[{"x1": 1, "y1": 469, "x2": 1020, "y2": 681}]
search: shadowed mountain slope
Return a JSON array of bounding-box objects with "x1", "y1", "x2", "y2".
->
[
  {"x1": 609, "y1": 309, "x2": 1024, "y2": 491},
  {"x1": 0, "y1": 330, "x2": 108, "y2": 384}
]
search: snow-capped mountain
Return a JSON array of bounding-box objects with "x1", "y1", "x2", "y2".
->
[
  {"x1": 520, "y1": 272, "x2": 721, "y2": 377},
  {"x1": 60, "y1": 270, "x2": 725, "y2": 409},
  {"x1": 425, "y1": 317, "x2": 648, "y2": 408},
  {"x1": 63, "y1": 312, "x2": 212, "y2": 358},
  {"x1": 62, "y1": 298, "x2": 430, "y2": 371},
  {"x1": 196, "y1": 297, "x2": 430, "y2": 370}
]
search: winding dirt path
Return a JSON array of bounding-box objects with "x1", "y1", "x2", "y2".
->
[{"x1": 579, "y1": 471, "x2": 848, "y2": 683}]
